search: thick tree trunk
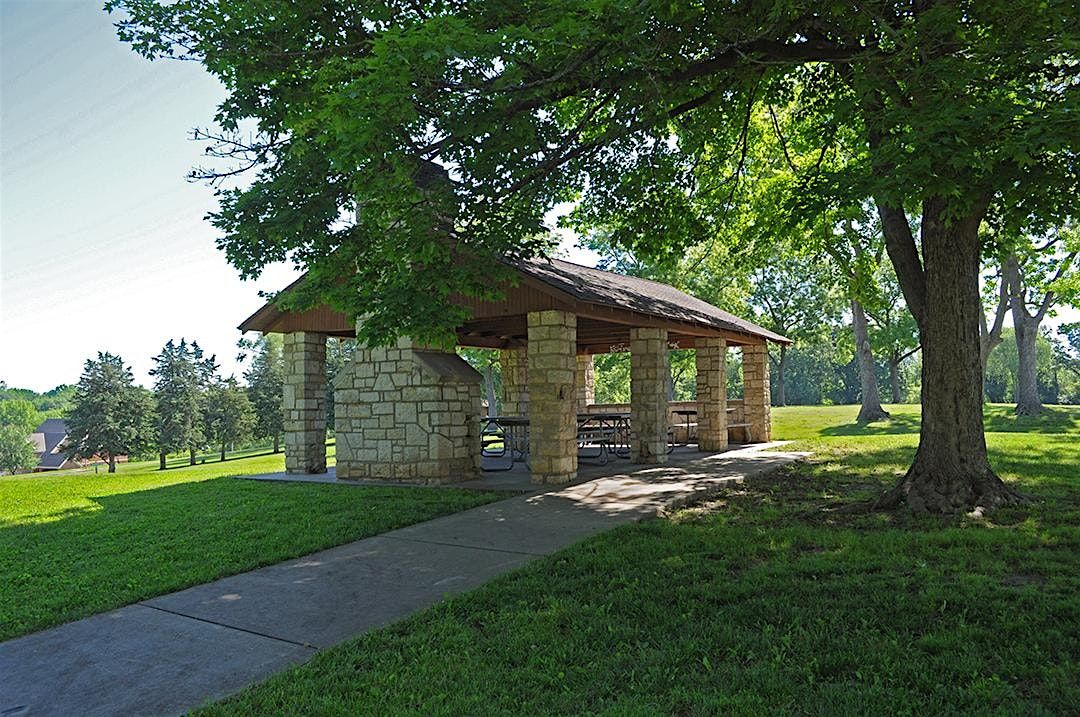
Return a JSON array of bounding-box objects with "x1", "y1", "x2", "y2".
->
[
  {"x1": 1014, "y1": 317, "x2": 1043, "y2": 415},
  {"x1": 189, "y1": 447, "x2": 197, "y2": 466},
  {"x1": 159, "y1": 451, "x2": 167, "y2": 471},
  {"x1": 774, "y1": 345, "x2": 787, "y2": 407},
  {"x1": 889, "y1": 357, "x2": 903, "y2": 403},
  {"x1": 220, "y1": 442, "x2": 227, "y2": 462},
  {"x1": 852, "y1": 299, "x2": 890, "y2": 422},
  {"x1": 108, "y1": 455, "x2": 117, "y2": 473},
  {"x1": 273, "y1": 434, "x2": 280, "y2": 453},
  {"x1": 877, "y1": 197, "x2": 1022, "y2": 514}
]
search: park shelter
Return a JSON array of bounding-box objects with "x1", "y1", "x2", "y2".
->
[{"x1": 240, "y1": 258, "x2": 790, "y2": 484}]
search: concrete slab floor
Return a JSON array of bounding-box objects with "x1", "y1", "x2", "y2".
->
[{"x1": 0, "y1": 442, "x2": 804, "y2": 717}]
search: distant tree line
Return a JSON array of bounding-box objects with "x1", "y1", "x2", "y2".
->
[{"x1": 582, "y1": 218, "x2": 1079, "y2": 415}]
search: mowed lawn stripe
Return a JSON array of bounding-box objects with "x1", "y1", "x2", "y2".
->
[
  {"x1": 0, "y1": 452, "x2": 502, "y2": 641},
  {"x1": 199, "y1": 405, "x2": 1080, "y2": 716}
]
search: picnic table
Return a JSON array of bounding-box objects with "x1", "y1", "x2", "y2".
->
[
  {"x1": 480, "y1": 415, "x2": 531, "y2": 470},
  {"x1": 576, "y1": 412, "x2": 631, "y2": 464},
  {"x1": 671, "y1": 408, "x2": 697, "y2": 446}
]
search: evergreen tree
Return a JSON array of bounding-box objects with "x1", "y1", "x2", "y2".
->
[
  {"x1": 240, "y1": 334, "x2": 284, "y2": 452},
  {"x1": 65, "y1": 352, "x2": 153, "y2": 473},
  {"x1": 203, "y1": 377, "x2": 255, "y2": 462},
  {"x1": 150, "y1": 339, "x2": 206, "y2": 470}
]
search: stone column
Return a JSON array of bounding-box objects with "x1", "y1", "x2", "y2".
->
[
  {"x1": 527, "y1": 310, "x2": 577, "y2": 484},
  {"x1": 630, "y1": 327, "x2": 669, "y2": 464},
  {"x1": 499, "y1": 347, "x2": 529, "y2": 416},
  {"x1": 742, "y1": 341, "x2": 772, "y2": 442},
  {"x1": 283, "y1": 331, "x2": 327, "y2": 473},
  {"x1": 695, "y1": 337, "x2": 728, "y2": 451},
  {"x1": 575, "y1": 354, "x2": 595, "y2": 413}
]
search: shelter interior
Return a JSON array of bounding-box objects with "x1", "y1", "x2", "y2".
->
[{"x1": 241, "y1": 258, "x2": 789, "y2": 485}]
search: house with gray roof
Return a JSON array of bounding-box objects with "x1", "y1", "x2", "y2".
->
[{"x1": 28, "y1": 418, "x2": 82, "y2": 471}]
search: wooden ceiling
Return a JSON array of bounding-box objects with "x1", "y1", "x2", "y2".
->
[{"x1": 455, "y1": 315, "x2": 753, "y2": 354}]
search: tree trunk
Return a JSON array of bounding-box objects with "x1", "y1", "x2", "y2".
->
[
  {"x1": 159, "y1": 451, "x2": 167, "y2": 471},
  {"x1": 273, "y1": 434, "x2": 280, "y2": 453},
  {"x1": 889, "y1": 357, "x2": 903, "y2": 403},
  {"x1": 876, "y1": 197, "x2": 1022, "y2": 514},
  {"x1": 189, "y1": 447, "x2": 197, "y2": 466},
  {"x1": 979, "y1": 263, "x2": 1009, "y2": 377},
  {"x1": 220, "y1": 441, "x2": 227, "y2": 462},
  {"x1": 775, "y1": 345, "x2": 787, "y2": 407},
  {"x1": 1004, "y1": 254, "x2": 1045, "y2": 416},
  {"x1": 108, "y1": 455, "x2": 117, "y2": 473},
  {"x1": 1014, "y1": 316, "x2": 1043, "y2": 415},
  {"x1": 852, "y1": 299, "x2": 890, "y2": 422}
]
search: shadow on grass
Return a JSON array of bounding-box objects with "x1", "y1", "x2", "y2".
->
[
  {"x1": 983, "y1": 405, "x2": 1080, "y2": 434},
  {"x1": 160, "y1": 449, "x2": 282, "y2": 470},
  {"x1": 814, "y1": 405, "x2": 1079, "y2": 439},
  {"x1": 817, "y1": 412, "x2": 921, "y2": 437},
  {"x1": 200, "y1": 439, "x2": 1080, "y2": 716}
]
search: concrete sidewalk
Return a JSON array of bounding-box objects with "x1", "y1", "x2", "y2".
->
[{"x1": 0, "y1": 444, "x2": 803, "y2": 717}]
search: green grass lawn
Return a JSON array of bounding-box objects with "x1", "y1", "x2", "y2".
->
[
  {"x1": 0, "y1": 447, "x2": 501, "y2": 641},
  {"x1": 202, "y1": 404, "x2": 1079, "y2": 716}
]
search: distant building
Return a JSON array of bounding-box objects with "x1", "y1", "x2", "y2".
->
[
  {"x1": 28, "y1": 418, "x2": 83, "y2": 471},
  {"x1": 26, "y1": 418, "x2": 129, "y2": 471}
]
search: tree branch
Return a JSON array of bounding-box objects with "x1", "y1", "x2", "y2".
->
[{"x1": 875, "y1": 201, "x2": 927, "y2": 327}]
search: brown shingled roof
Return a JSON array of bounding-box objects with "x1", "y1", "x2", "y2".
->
[
  {"x1": 239, "y1": 256, "x2": 790, "y2": 345},
  {"x1": 515, "y1": 257, "x2": 791, "y2": 344}
]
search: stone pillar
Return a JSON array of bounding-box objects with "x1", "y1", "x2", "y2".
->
[
  {"x1": 742, "y1": 341, "x2": 772, "y2": 442},
  {"x1": 283, "y1": 331, "x2": 327, "y2": 473},
  {"x1": 499, "y1": 347, "x2": 529, "y2": 416},
  {"x1": 696, "y1": 337, "x2": 728, "y2": 451},
  {"x1": 527, "y1": 310, "x2": 577, "y2": 484},
  {"x1": 575, "y1": 354, "x2": 595, "y2": 413},
  {"x1": 630, "y1": 327, "x2": 669, "y2": 464}
]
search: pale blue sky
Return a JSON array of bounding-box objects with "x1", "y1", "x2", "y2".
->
[
  {"x1": 0, "y1": 0, "x2": 597, "y2": 393},
  {"x1": 1, "y1": 0, "x2": 304, "y2": 391}
]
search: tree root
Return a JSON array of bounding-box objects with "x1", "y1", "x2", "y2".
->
[
  {"x1": 872, "y1": 468, "x2": 1029, "y2": 515},
  {"x1": 856, "y1": 407, "x2": 891, "y2": 423}
]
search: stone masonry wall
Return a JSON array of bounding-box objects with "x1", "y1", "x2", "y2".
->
[
  {"x1": 630, "y1": 327, "x2": 669, "y2": 464},
  {"x1": 283, "y1": 331, "x2": 327, "y2": 474},
  {"x1": 742, "y1": 341, "x2": 772, "y2": 442},
  {"x1": 695, "y1": 337, "x2": 728, "y2": 451},
  {"x1": 499, "y1": 347, "x2": 529, "y2": 416},
  {"x1": 527, "y1": 310, "x2": 578, "y2": 484},
  {"x1": 575, "y1": 354, "x2": 595, "y2": 413},
  {"x1": 334, "y1": 338, "x2": 481, "y2": 483}
]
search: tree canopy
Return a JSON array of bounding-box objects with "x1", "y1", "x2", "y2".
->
[
  {"x1": 65, "y1": 353, "x2": 154, "y2": 473},
  {"x1": 110, "y1": 0, "x2": 1080, "y2": 512},
  {"x1": 150, "y1": 339, "x2": 216, "y2": 468},
  {"x1": 240, "y1": 334, "x2": 285, "y2": 451}
]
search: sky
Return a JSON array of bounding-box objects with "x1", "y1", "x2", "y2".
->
[
  {"x1": 1, "y1": 2, "x2": 1073, "y2": 393},
  {"x1": 0, "y1": 0, "x2": 596, "y2": 393}
]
